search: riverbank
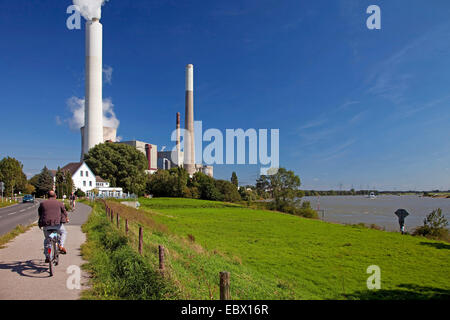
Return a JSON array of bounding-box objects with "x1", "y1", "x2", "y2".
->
[{"x1": 303, "y1": 195, "x2": 450, "y2": 232}]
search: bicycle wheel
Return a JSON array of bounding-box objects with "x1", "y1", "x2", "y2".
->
[
  {"x1": 49, "y1": 242, "x2": 54, "y2": 276},
  {"x1": 55, "y1": 238, "x2": 60, "y2": 266}
]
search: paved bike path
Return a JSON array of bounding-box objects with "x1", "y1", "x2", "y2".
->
[{"x1": 0, "y1": 203, "x2": 92, "y2": 300}]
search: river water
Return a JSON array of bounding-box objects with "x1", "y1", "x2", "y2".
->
[{"x1": 302, "y1": 195, "x2": 450, "y2": 232}]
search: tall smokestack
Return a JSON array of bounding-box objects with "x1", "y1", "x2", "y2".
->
[
  {"x1": 176, "y1": 112, "x2": 181, "y2": 166},
  {"x1": 82, "y1": 15, "x2": 103, "y2": 158},
  {"x1": 145, "y1": 144, "x2": 152, "y2": 171},
  {"x1": 184, "y1": 64, "x2": 195, "y2": 175}
]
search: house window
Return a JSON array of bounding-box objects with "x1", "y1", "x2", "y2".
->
[
  {"x1": 80, "y1": 171, "x2": 83, "y2": 177},
  {"x1": 83, "y1": 181, "x2": 86, "y2": 187},
  {"x1": 89, "y1": 181, "x2": 92, "y2": 187},
  {"x1": 86, "y1": 171, "x2": 89, "y2": 177}
]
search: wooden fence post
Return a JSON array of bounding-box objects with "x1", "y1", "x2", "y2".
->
[
  {"x1": 125, "y1": 219, "x2": 128, "y2": 236},
  {"x1": 158, "y1": 245, "x2": 165, "y2": 274},
  {"x1": 116, "y1": 213, "x2": 119, "y2": 228},
  {"x1": 220, "y1": 271, "x2": 231, "y2": 300},
  {"x1": 138, "y1": 227, "x2": 143, "y2": 255},
  {"x1": 110, "y1": 211, "x2": 114, "y2": 223}
]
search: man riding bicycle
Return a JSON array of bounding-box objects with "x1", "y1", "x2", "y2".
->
[{"x1": 38, "y1": 190, "x2": 69, "y2": 263}]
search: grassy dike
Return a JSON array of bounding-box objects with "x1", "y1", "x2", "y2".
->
[
  {"x1": 84, "y1": 198, "x2": 450, "y2": 300},
  {"x1": 80, "y1": 201, "x2": 179, "y2": 299}
]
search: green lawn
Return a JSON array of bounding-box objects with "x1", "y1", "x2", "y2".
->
[{"x1": 106, "y1": 197, "x2": 450, "y2": 299}]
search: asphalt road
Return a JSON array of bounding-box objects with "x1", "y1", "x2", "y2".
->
[{"x1": 0, "y1": 201, "x2": 41, "y2": 236}]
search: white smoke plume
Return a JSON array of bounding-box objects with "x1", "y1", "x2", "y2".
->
[
  {"x1": 73, "y1": 0, "x2": 109, "y2": 20},
  {"x1": 103, "y1": 65, "x2": 113, "y2": 84},
  {"x1": 65, "y1": 96, "x2": 120, "y2": 131}
]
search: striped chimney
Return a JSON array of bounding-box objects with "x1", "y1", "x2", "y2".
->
[{"x1": 184, "y1": 64, "x2": 195, "y2": 175}]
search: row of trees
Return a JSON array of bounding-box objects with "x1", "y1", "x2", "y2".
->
[
  {"x1": 303, "y1": 189, "x2": 380, "y2": 196},
  {"x1": 82, "y1": 143, "x2": 317, "y2": 218},
  {"x1": 146, "y1": 168, "x2": 242, "y2": 202},
  {"x1": 0, "y1": 157, "x2": 34, "y2": 197}
]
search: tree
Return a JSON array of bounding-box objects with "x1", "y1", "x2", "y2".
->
[
  {"x1": 75, "y1": 188, "x2": 86, "y2": 197},
  {"x1": 215, "y1": 179, "x2": 241, "y2": 202},
  {"x1": 0, "y1": 157, "x2": 27, "y2": 197},
  {"x1": 55, "y1": 167, "x2": 65, "y2": 198},
  {"x1": 231, "y1": 172, "x2": 238, "y2": 188},
  {"x1": 84, "y1": 143, "x2": 148, "y2": 195},
  {"x1": 256, "y1": 168, "x2": 303, "y2": 212},
  {"x1": 64, "y1": 170, "x2": 74, "y2": 196},
  {"x1": 23, "y1": 184, "x2": 35, "y2": 195},
  {"x1": 36, "y1": 166, "x2": 54, "y2": 197},
  {"x1": 191, "y1": 172, "x2": 222, "y2": 201},
  {"x1": 413, "y1": 208, "x2": 449, "y2": 240}
]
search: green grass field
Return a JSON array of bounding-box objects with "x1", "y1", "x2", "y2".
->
[{"x1": 98, "y1": 197, "x2": 449, "y2": 300}]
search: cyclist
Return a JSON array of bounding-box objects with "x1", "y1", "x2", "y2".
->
[
  {"x1": 38, "y1": 190, "x2": 69, "y2": 262},
  {"x1": 69, "y1": 192, "x2": 77, "y2": 210}
]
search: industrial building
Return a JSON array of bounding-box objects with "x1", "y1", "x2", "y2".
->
[
  {"x1": 119, "y1": 140, "x2": 158, "y2": 174},
  {"x1": 78, "y1": 7, "x2": 213, "y2": 179}
]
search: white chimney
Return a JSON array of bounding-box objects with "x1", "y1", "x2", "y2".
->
[{"x1": 83, "y1": 16, "x2": 104, "y2": 158}]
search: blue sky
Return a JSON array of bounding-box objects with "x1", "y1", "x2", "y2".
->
[{"x1": 1, "y1": 0, "x2": 450, "y2": 190}]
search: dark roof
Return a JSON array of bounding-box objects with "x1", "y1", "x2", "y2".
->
[
  {"x1": 49, "y1": 170, "x2": 57, "y2": 177},
  {"x1": 60, "y1": 162, "x2": 83, "y2": 175},
  {"x1": 96, "y1": 176, "x2": 107, "y2": 183}
]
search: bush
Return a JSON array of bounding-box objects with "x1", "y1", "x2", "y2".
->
[
  {"x1": 75, "y1": 188, "x2": 86, "y2": 198},
  {"x1": 412, "y1": 208, "x2": 449, "y2": 241}
]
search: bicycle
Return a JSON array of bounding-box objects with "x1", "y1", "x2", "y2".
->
[{"x1": 47, "y1": 229, "x2": 61, "y2": 276}]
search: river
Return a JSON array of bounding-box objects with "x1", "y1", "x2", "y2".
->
[{"x1": 302, "y1": 195, "x2": 450, "y2": 232}]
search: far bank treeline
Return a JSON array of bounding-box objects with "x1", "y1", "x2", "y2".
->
[{"x1": 83, "y1": 143, "x2": 318, "y2": 219}]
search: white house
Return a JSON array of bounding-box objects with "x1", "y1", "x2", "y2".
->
[
  {"x1": 54, "y1": 162, "x2": 123, "y2": 197},
  {"x1": 59, "y1": 162, "x2": 97, "y2": 193},
  {"x1": 95, "y1": 176, "x2": 123, "y2": 198}
]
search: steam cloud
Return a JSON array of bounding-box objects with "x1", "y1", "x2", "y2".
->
[
  {"x1": 103, "y1": 65, "x2": 113, "y2": 84},
  {"x1": 73, "y1": 0, "x2": 109, "y2": 20},
  {"x1": 65, "y1": 96, "x2": 120, "y2": 131}
]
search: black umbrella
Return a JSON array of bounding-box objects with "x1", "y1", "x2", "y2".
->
[{"x1": 395, "y1": 209, "x2": 410, "y2": 220}]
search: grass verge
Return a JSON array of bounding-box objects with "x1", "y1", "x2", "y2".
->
[
  {"x1": 80, "y1": 201, "x2": 179, "y2": 300},
  {"x1": 0, "y1": 201, "x2": 19, "y2": 209},
  {"x1": 0, "y1": 224, "x2": 36, "y2": 249}
]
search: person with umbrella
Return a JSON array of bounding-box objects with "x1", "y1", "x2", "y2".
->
[{"x1": 395, "y1": 209, "x2": 409, "y2": 234}]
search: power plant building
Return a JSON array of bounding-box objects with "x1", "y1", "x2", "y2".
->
[{"x1": 119, "y1": 140, "x2": 158, "y2": 174}]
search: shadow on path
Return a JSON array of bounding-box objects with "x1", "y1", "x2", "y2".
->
[
  {"x1": 0, "y1": 259, "x2": 49, "y2": 278},
  {"x1": 345, "y1": 284, "x2": 450, "y2": 300}
]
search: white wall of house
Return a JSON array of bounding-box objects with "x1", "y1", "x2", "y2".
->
[
  {"x1": 73, "y1": 163, "x2": 97, "y2": 193},
  {"x1": 96, "y1": 181, "x2": 110, "y2": 188}
]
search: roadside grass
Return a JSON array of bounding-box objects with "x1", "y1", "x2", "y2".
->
[
  {"x1": 0, "y1": 201, "x2": 19, "y2": 209},
  {"x1": 0, "y1": 224, "x2": 36, "y2": 249},
  {"x1": 132, "y1": 197, "x2": 450, "y2": 300},
  {"x1": 80, "y1": 201, "x2": 178, "y2": 300}
]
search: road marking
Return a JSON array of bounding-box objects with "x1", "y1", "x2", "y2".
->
[
  {"x1": 8, "y1": 212, "x2": 17, "y2": 216},
  {"x1": 19, "y1": 209, "x2": 26, "y2": 213}
]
